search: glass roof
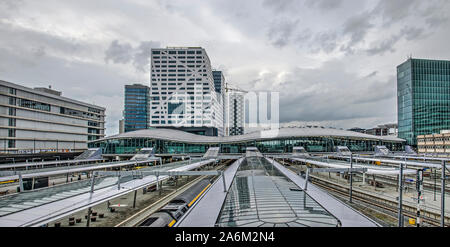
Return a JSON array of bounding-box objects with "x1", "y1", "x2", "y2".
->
[
  {"x1": 215, "y1": 157, "x2": 339, "y2": 227},
  {"x1": 0, "y1": 159, "x2": 199, "y2": 217}
]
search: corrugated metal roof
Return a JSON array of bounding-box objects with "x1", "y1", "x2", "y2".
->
[{"x1": 91, "y1": 127, "x2": 405, "y2": 144}]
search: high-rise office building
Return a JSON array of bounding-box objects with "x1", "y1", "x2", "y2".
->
[
  {"x1": 225, "y1": 91, "x2": 244, "y2": 136},
  {"x1": 150, "y1": 47, "x2": 224, "y2": 136},
  {"x1": 397, "y1": 58, "x2": 450, "y2": 146},
  {"x1": 124, "y1": 84, "x2": 150, "y2": 132},
  {"x1": 213, "y1": 70, "x2": 226, "y2": 133},
  {"x1": 0, "y1": 80, "x2": 105, "y2": 153},
  {"x1": 212, "y1": 71, "x2": 225, "y2": 94}
]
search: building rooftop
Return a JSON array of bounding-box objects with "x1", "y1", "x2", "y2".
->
[
  {"x1": 0, "y1": 80, "x2": 106, "y2": 110},
  {"x1": 91, "y1": 126, "x2": 405, "y2": 144}
]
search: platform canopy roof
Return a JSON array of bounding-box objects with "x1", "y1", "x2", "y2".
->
[{"x1": 90, "y1": 127, "x2": 405, "y2": 144}]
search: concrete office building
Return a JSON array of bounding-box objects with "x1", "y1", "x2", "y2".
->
[
  {"x1": 417, "y1": 130, "x2": 450, "y2": 156},
  {"x1": 397, "y1": 58, "x2": 450, "y2": 146},
  {"x1": 124, "y1": 84, "x2": 150, "y2": 132},
  {"x1": 225, "y1": 91, "x2": 244, "y2": 136},
  {"x1": 364, "y1": 124, "x2": 398, "y2": 137},
  {"x1": 0, "y1": 80, "x2": 106, "y2": 153},
  {"x1": 119, "y1": 119, "x2": 125, "y2": 134},
  {"x1": 150, "y1": 47, "x2": 224, "y2": 136}
]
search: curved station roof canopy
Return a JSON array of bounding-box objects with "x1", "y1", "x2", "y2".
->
[{"x1": 91, "y1": 127, "x2": 405, "y2": 144}]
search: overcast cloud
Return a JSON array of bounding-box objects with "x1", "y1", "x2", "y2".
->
[{"x1": 1, "y1": 0, "x2": 450, "y2": 135}]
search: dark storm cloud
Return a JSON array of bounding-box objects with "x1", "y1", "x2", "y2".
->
[
  {"x1": 104, "y1": 40, "x2": 160, "y2": 72},
  {"x1": 262, "y1": 0, "x2": 298, "y2": 13},
  {"x1": 104, "y1": 40, "x2": 134, "y2": 64},
  {"x1": 0, "y1": 46, "x2": 130, "y2": 134},
  {"x1": 304, "y1": 0, "x2": 343, "y2": 10},
  {"x1": 340, "y1": 11, "x2": 374, "y2": 53},
  {"x1": 365, "y1": 26, "x2": 425, "y2": 56},
  {"x1": 2, "y1": 0, "x2": 450, "y2": 134},
  {"x1": 0, "y1": 21, "x2": 83, "y2": 57},
  {"x1": 267, "y1": 19, "x2": 300, "y2": 48},
  {"x1": 372, "y1": 0, "x2": 420, "y2": 27},
  {"x1": 401, "y1": 27, "x2": 425, "y2": 41},
  {"x1": 366, "y1": 35, "x2": 400, "y2": 56},
  {"x1": 133, "y1": 41, "x2": 161, "y2": 72},
  {"x1": 0, "y1": 0, "x2": 23, "y2": 17},
  {"x1": 252, "y1": 60, "x2": 397, "y2": 125},
  {"x1": 311, "y1": 31, "x2": 338, "y2": 54}
]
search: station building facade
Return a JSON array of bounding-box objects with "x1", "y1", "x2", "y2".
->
[{"x1": 88, "y1": 127, "x2": 405, "y2": 155}]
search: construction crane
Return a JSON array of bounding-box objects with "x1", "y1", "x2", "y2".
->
[{"x1": 224, "y1": 82, "x2": 248, "y2": 93}]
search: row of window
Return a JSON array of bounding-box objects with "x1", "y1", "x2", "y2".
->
[
  {"x1": 153, "y1": 65, "x2": 204, "y2": 68},
  {"x1": 153, "y1": 74, "x2": 207, "y2": 77},
  {"x1": 152, "y1": 50, "x2": 202, "y2": 55},
  {"x1": 153, "y1": 56, "x2": 203, "y2": 59},
  {"x1": 153, "y1": 69, "x2": 207, "y2": 73},
  {"x1": 152, "y1": 78, "x2": 207, "y2": 82},
  {"x1": 153, "y1": 60, "x2": 205, "y2": 64},
  {"x1": 8, "y1": 95, "x2": 103, "y2": 120},
  {"x1": 151, "y1": 82, "x2": 209, "y2": 86},
  {"x1": 412, "y1": 60, "x2": 450, "y2": 70}
]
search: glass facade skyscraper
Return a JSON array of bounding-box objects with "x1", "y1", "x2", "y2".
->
[
  {"x1": 124, "y1": 84, "x2": 150, "y2": 132},
  {"x1": 397, "y1": 58, "x2": 450, "y2": 146}
]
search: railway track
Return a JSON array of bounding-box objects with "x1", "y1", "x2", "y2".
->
[
  {"x1": 308, "y1": 175, "x2": 450, "y2": 227},
  {"x1": 116, "y1": 160, "x2": 233, "y2": 227},
  {"x1": 116, "y1": 175, "x2": 208, "y2": 227},
  {"x1": 278, "y1": 159, "x2": 450, "y2": 227}
]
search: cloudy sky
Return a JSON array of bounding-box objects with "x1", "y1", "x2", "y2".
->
[{"x1": 1, "y1": 0, "x2": 450, "y2": 136}]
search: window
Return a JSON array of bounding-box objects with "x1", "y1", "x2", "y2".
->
[
  {"x1": 18, "y1": 98, "x2": 51, "y2": 111},
  {"x1": 8, "y1": 118, "x2": 16, "y2": 126},
  {"x1": 8, "y1": 108, "x2": 16, "y2": 116}
]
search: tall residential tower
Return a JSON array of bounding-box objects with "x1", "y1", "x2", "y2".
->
[{"x1": 225, "y1": 91, "x2": 244, "y2": 136}]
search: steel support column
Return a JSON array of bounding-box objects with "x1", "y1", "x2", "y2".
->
[
  {"x1": 86, "y1": 207, "x2": 92, "y2": 227},
  {"x1": 90, "y1": 171, "x2": 95, "y2": 194},
  {"x1": 18, "y1": 173, "x2": 24, "y2": 192},
  {"x1": 398, "y1": 163, "x2": 404, "y2": 227},
  {"x1": 441, "y1": 161, "x2": 446, "y2": 227},
  {"x1": 222, "y1": 171, "x2": 227, "y2": 192},
  {"x1": 349, "y1": 154, "x2": 353, "y2": 203},
  {"x1": 133, "y1": 190, "x2": 137, "y2": 208}
]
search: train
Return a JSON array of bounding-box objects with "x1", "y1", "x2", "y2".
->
[{"x1": 139, "y1": 178, "x2": 212, "y2": 227}]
